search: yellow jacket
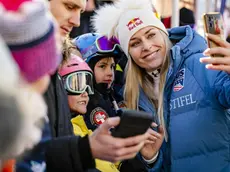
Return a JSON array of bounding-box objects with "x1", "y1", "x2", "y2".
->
[{"x1": 71, "y1": 115, "x2": 119, "y2": 172}]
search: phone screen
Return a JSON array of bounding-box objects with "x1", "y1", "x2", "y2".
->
[{"x1": 203, "y1": 12, "x2": 225, "y2": 57}]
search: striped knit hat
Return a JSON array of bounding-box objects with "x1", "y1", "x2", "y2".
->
[{"x1": 0, "y1": 0, "x2": 61, "y2": 83}]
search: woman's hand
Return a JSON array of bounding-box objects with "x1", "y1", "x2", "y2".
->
[
  {"x1": 140, "y1": 123, "x2": 164, "y2": 160},
  {"x1": 200, "y1": 33, "x2": 230, "y2": 74},
  {"x1": 89, "y1": 117, "x2": 148, "y2": 163}
]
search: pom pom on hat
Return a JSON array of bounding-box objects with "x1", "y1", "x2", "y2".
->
[
  {"x1": 0, "y1": 0, "x2": 61, "y2": 83},
  {"x1": 92, "y1": 0, "x2": 168, "y2": 58}
]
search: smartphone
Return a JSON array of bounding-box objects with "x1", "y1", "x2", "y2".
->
[
  {"x1": 203, "y1": 12, "x2": 225, "y2": 57},
  {"x1": 111, "y1": 109, "x2": 153, "y2": 138}
]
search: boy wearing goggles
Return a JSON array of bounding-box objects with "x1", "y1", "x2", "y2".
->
[
  {"x1": 59, "y1": 55, "x2": 119, "y2": 172},
  {"x1": 73, "y1": 33, "x2": 125, "y2": 131}
]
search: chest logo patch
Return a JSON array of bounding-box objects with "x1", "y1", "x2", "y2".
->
[
  {"x1": 90, "y1": 107, "x2": 109, "y2": 126},
  {"x1": 173, "y1": 68, "x2": 185, "y2": 92}
]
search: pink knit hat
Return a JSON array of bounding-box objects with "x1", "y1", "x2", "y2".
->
[{"x1": 0, "y1": 0, "x2": 61, "y2": 83}]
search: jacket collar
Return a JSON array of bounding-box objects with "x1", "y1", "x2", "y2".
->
[{"x1": 166, "y1": 26, "x2": 207, "y2": 83}]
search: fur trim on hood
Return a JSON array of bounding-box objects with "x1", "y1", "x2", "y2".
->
[{"x1": 91, "y1": 0, "x2": 167, "y2": 58}]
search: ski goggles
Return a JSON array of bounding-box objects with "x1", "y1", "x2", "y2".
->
[
  {"x1": 63, "y1": 71, "x2": 94, "y2": 95},
  {"x1": 81, "y1": 36, "x2": 123, "y2": 60}
]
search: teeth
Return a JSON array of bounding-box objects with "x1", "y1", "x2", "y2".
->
[
  {"x1": 151, "y1": 52, "x2": 156, "y2": 56},
  {"x1": 149, "y1": 50, "x2": 158, "y2": 58},
  {"x1": 78, "y1": 101, "x2": 86, "y2": 105}
]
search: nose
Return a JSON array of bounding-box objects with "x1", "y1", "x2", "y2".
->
[
  {"x1": 142, "y1": 39, "x2": 152, "y2": 52},
  {"x1": 68, "y1": 11, "x2": 81, "y2": 27},
  {"x1": 106, "y1": 67, "x2": 113, "y2": 77},
  {"x1": 81, "y1": 91, "x2": 88, "y2": 97}
]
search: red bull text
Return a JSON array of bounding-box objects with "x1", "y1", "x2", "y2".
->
[{"x1": 126, "y1": 17, "x2": 143, "y2": 31}]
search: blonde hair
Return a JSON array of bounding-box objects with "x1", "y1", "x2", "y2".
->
[
  {"x1": 124, "y1": 30, "x2": 172, "y2": 141},
  {"x1": 61, "y1": 36, "x2": 82, "y2": 67},
  {"x1": 62, "y1": 36, "x2": 82, "y2": 61}
]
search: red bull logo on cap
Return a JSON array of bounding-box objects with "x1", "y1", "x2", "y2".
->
[{"x1": 126, "y1": 17, "x2": 143, "y2": 31}]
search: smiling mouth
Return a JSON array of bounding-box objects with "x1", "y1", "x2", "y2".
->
[
  {"x1": 143, "y1": 49, "x2": 160, "y2": 59},
  {"x1": 61, "y1": 27, "x2": 70, "y2": 33},
  {"x1": 77, "y1": 101, "x2": 87, "y2": 105},
  {"x1": 103, "y1": 80, "x2": 112, "y2": 83}
]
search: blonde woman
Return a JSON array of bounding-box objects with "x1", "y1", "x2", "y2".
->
[{"x1": 92, "y1": 0, "x2": 230, "y2": 171}]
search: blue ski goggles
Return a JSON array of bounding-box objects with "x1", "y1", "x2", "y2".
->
[{"x1": 80, "y1": 36, "x2": 123, "y2": 61}]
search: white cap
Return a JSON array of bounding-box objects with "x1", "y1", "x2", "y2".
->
[{"x1": 92, "y1": 0, "x2": 168, "y2": 57}]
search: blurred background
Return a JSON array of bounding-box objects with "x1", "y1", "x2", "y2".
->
[
  {"x1": 152, "y1": 0, "x2": 230, "y2": 39},
  {"x1": 70, "y1": 0, "x2": 230, "y2": 42}
]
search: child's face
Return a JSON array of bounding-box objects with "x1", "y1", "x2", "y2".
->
[
  {"x1": 68, "y1": 91, "x2": 89, "y2": 114},
  {"x1": 94, "y1": 57, "x2": 115, "y2": 88}
]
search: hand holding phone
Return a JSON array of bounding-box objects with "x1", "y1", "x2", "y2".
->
[
  {"x1": 200, "y1": 33, "x2": 230, "y2": 73},
  {"x1": 89, "y1": 117, "x2": 149, "y2": 162},
  {"x1": 111, "y1": 109, "x2": 153, "y2": 138},
  {"x1": 203, "y1": 12, "x2": 225, "y2": 57}
]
